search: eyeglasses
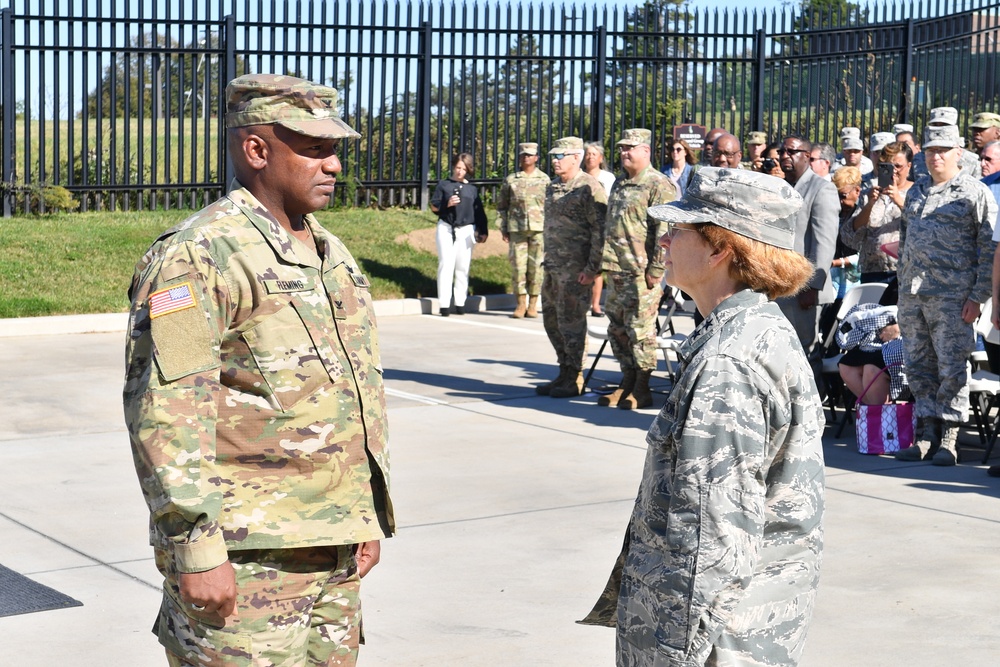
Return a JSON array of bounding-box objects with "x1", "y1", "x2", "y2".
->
[
  {"x1": 672, "y1": 147, "x2": 685, "y2": 152},
  {"x1": 777, "y1": 147, "x2": 808, "y2": 156},
  {"x1": 715, "y1": 150, "x2": 741, "y2": 159},
  {"x1": 551, "y1": 153, "x2": 577, "y2": 161},
  {"x1": 665, "y1": 222, "x2": 702, "y2": 239}
]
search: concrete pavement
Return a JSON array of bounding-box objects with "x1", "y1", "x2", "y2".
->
[{"x1": 0, "y1": 302, "x2": 998, "y2": 666}]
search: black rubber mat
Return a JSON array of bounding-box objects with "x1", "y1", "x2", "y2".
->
[{"x1": 0, "y1": 564, "x2": 82, "y2": 617}]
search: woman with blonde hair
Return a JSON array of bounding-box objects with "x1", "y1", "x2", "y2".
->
[{"x1": 583, "y1": 168, "x2": 825, "y2": 667}]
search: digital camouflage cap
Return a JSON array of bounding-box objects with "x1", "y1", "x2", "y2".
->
[
  {"x1": 226, "y1": 73, "x2": 361, "y2": 139},
  {"x1": 870, "y1": 132, "x2": 896, "y2": 152},
  {"x1": 928, "y1": 106, "x2": 958, "y2": 126},
  {"x1": 923, "y1": 125, "x2": 962, "y2": 149},
  {"x1": 647, "y1": 167, "x2": 803, "y2": 250},
  {"x1": 745, "y1": 131, "x2": 767, "y2": 146}
]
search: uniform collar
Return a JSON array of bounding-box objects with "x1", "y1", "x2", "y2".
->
[
  {"x1": 677, "y1": 289, "x2": 766, "y2": 363},
  {"x1": 226, "y1": 180, "x2": 324, "y2": 269}
]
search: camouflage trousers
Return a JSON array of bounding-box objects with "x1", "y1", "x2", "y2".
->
[
  {"x1": 898, "y1": 292, "x2": 974, "y2": 422},
  {"x1": 605, "y1": 272, "x2": 663, "y2": 371},
  {"x1": 541, "y1": 269, "x2": 591, "y2": 372},
  {"x1": 154, "y1": 545, "x2": 362, "y2": 667},
  {"x1": 507, "y1": 230, "x2": 544, "y2": 296}
]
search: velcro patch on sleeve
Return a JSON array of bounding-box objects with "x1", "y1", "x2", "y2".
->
[
  {"x1": 150, "y1": 283, "x2": 219, "y2": 381},
  {"x1": 149, "y1": 282, "x2": 197, "y2": 319}
]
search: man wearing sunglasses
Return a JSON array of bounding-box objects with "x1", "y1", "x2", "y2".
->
[
  {"x1": 599, "y1": 128, "x2": 677, "y2": 409},
  {"x1": 777, "y1": 135, "x2": 840, "y2": 357},
  {"x1": 536, "y1": 137, "x2": 608, "y2": 398}
]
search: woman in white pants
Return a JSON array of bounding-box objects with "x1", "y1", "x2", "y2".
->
[{"x1": 430, "y1": 153, "x2": 488, "y2": 315}]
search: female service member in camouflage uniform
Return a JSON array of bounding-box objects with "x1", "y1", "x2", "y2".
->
[{"x1": 582, "y1": 168, "x2": 826, "y2": 667}]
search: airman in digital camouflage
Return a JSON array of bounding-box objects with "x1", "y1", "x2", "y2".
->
[
  {"x1": 497, "y1": 142, "x2": 549, "y2": 318},
  {"x1": 911, "y1": 106, "x2": 981, "y2": 181},
  {"x1": 581, "y1": 168, "x2": 825, "y2": 667},
  {"x1": 536, "y1": 136, "x2": 607, "y2": 398},
  {"x1": 123, "y1": 73, "x2": 395, "y2": 666},
  {"x1": 599, "y1": 128, "x2": 677, "y2": 409},
  {"x1": 894, "y1": 125, "x2": 998, "y2": 466}
]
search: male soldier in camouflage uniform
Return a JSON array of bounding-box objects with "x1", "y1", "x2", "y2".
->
[
  {"x1": 599, "y1": 129, "x2": 677, "y2": 409},
  {"x1": 911, "y1": 106, "x2": 981, "y2": 181},
  {"x1": 496, "y1": 142, "x2": 549, "y2": 318},
  {"x1": 581, "y1": 168, "x2": 825, "y2": 666},
  {"x1": 536, "y1": 137, "x2": 607, "y2": 398},
  {"x1": 741, "y1": 130, "x2": 767, "y2": 170},
  {"x1": 123, "y1": 74, "x2": 395, "y2": 666},
  {"x1": 895, "y1": 125, "x2": 998, "y2": 466},
  {"x1": 970, "y1": 111, "x2": 1000, "y2": 154}
]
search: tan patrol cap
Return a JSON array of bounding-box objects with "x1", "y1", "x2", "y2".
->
[
  {"x1": 746, "y1": 131, "x2": 767, "y2": 146},
  {"x1": 970, "y1": 112, "x2": 1000, "y2": 129},
  {"x1": 518, "y1": 142, "x2": 539, "y2": 155},
  {"x1": 549, "y1": 137, "x2": 584, "y2": 153},
  {"x1": 226, "y1": 73, "x2": 360, "y2": 139},
  {"x1": 616, "y1": 128, "x2": 652, "y2": 147}
]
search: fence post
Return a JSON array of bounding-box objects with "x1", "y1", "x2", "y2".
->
[
  {"x1": 2, "y1": 7, "x2": 13, "y2": 217},
  {"x1": 592, "y1": 25, "x2": 606, "y2": 143},
  {"x1": 751, "y1": 28, "x2": 766, "y2": 133},
  {"x1": 899, "y1": 18, "x2": 914, "y2": 124},
  {"x1": 223, "y1": 14, "x2": 236, "y2": 192},
  {"x1": 417, "y1": 21, "x2": 432, "y2": 211}
]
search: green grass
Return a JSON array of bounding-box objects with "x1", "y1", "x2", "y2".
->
[{"x1": 0, "y1": 208, "x2": 510, "y2": 318}]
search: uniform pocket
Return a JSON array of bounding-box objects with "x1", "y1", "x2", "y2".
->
[{"x1": 241, "y1": 300, "x2": 331, "y2": 412}]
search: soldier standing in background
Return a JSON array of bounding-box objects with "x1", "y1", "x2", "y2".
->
[
  {"x1": 123, "y1": 73, "x2": 394, "y2": 666},
  {"x1": 497, "y1": 142, "x2": 549, "y2": 318},
  {"x1": 598, "y1": 129, "x2": 677, "y2": 410},
  {"x1": 895, "y1": 125, "x2": 997, "y2": 466},
  {"x1": 742, "y1": 131, "x2": 768, "y2": 170},
  {"x1": 536, "y1": 137, "x2": 608, "y2": 398}
]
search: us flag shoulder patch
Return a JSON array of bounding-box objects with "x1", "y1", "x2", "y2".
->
[{"x1": 149, "y1": 282, "x2": 197, "y2": 319}]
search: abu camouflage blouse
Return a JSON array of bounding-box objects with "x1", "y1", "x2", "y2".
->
[
  {"x1": 583, "y1": 290, "x2": 825, "y2": 666},
  {"x1": 124, "y1": 185, "x2": 394, "y2": 573}
]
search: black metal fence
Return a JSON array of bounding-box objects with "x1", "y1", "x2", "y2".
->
[{"x1": 1, "y1": 0, "x2": 998, "y2": 214}]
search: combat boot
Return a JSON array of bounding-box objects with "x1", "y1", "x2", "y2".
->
[
  {"x1": 895, "y1": 417, "x2": 940, "y2": 461},
  {"x1": 526, "y1": 295, "x2": 540, "y2": 318},
  {"x1": 619, "y1": 370, "x2": 653, "y2": 410},
  {"x1": 550, "y1": 369, "x2": 584, "y2": 398},
  {"x1": 598, "y1": 369, "x2": 636, "y2": 407},
  {"x1": 932, "y1": 421, "x2": 961, "y2": 466},
  {"x1": 510, "y1": 295, "x2": 527, "y2": 319},
  {"x1": 535, "y1": 366, "x2": 568, "y2": 396}
]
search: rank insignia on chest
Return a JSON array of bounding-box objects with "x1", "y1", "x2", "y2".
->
[
  {"x1": 149, "y1": 282, "x2": 196, "y2": 319},
  {"x1": 350, "y1": 273, "x2": 371, "y2": 288}
]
